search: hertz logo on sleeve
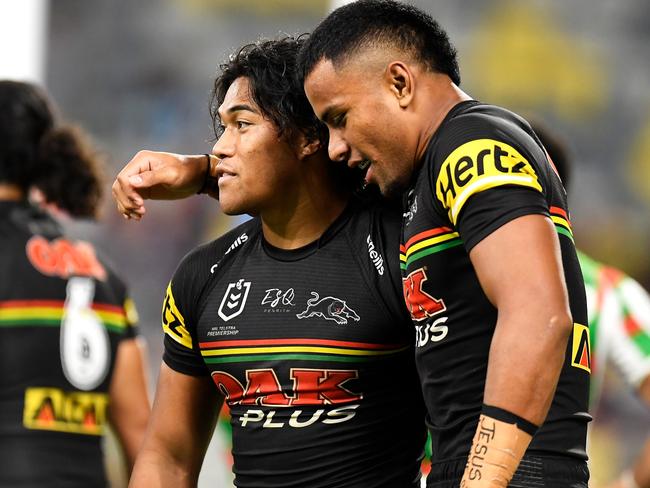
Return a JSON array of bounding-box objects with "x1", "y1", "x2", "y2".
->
[
  {"x1": 435, "y1": 139, "x2": 542, "y2": 225},
  {"x1": 162, "y1": 282, "x2": 193, "y2": 349}
]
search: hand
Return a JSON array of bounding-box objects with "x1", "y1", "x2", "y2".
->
[{"x1": 112, "y1": 151, "x2": 209, "y2": 220}]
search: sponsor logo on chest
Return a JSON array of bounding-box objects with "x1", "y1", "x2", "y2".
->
[
  {"x1": 366, "y1": 235, "x2": 384, "y2": 275},
  {"x1": 402, "y1": 267, "x2": 450, "y2": 346},
  {"x1": 261, "y1": 287, "x2": 295, "y2": 313},
  {"x1": 212, "y1": 367, "x2": 361, "y2": 429},
  {"x1": 403, "y1": 191, "x2": 418, "y2": 225}
]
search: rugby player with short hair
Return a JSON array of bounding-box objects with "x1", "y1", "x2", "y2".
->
[
  {"x1": 533, "y1": 123, "x2": 650, "y2": 488},
  {"x1": 299, "y1": 1, "x2": 591, "y2": 486},
  {"x1": 0, "y1": 80, "x2": 150, "y2": 487},
  {"x1": 117, "y1": 37, "x2": 426, "y2": 488}
]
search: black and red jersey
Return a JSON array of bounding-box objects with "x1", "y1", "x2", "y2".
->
[
  {"x1": 400, "y1": 102, "x2": 590, "y2": 474},
  {"x1": 163, "y1": 198, "x2": 426, "y2": 488},
  {"x1": 0, "y1": 201, "x2": 139, "y2": 488}
]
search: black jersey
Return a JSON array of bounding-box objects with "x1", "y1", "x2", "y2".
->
[
  {"x1": 400, "y1": 102, "x2": 590, "y2": 470},
  {"x1": 0, "y1": 201, "x2": 139, "y2": 488},
  {"x1": 163, "y1": 198, "x2": 426, "y2": 488}
]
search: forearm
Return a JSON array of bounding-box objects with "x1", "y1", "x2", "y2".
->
[
  {"x1": 109, "y1": 338, "x2": 152, "y2": 471},
  {"x1": 460, "y1": 312, "x2": 570, "y2": 487},
  {"x1": 129, "y1": 445, "x2": 200, "y2": 488},
  {"x1": 483, "y1": 311, "x2": 571, "y2": 424},
  {"x1": 127, "y1": 363, "x2": 221, "y2": 487},
  {"x1": 112, "y1": 151, "x2": 219, "y2": 220}
]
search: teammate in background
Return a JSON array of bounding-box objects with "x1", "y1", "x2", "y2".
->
[
  {"x1": 298, "y1": 1, "x2": 590, "y2": 486},
  {"x1": 0, "y1": 80, "x2": 150, "y2": 487},
  {"x1": 115, "y1": 37, "x2": 426, "y2": 487},
  {"x1": 533, "y1": 123, "x2": 650, "y2": 488}
]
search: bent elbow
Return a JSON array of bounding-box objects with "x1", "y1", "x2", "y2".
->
[{"x1": 549, "y1": 309, "x2": 573, "y2": 339}]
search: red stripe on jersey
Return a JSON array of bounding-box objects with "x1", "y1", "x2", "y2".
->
[
  {"x1": 402, "y1": 227, "x2": 454, "y2": 251},
  {"x1": 199, "y1": 338, "x2": 403, "y2": 350}
]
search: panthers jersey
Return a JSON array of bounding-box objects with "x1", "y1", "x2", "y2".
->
[
  {"x1": 163, "y1": 198, "x2": 426, "y2": 488},
  {"x1": 400, "y1": 102, "x2": 590, "y2": 470},
  {"x1": 0, "y1": 201, "x2": 139, "y2": 487},
  {"x1": 580, "y1": 251, "x2": 650, "y2": 409}
]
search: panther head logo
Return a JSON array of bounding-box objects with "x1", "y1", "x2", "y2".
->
[{"x1": 296, "y1": 292, "x2": 360, "y2": 325}]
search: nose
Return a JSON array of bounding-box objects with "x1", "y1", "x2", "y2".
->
[
  {"x1": 212, "y1": 131, "x2": 234, "y2": 160},
  {"x1": 327, "y1": 129, "x2": 350, "y2": 164}
]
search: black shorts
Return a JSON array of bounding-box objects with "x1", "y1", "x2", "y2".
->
[{"x1": 426, "y1": 454, "x2": 589, "y2": 488}]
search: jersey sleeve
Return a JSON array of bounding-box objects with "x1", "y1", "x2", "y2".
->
[
  {"x1": 120, "y1": 294, "x2": 139, "y2": 339},
  {"x1": 602, "y1": 275, "x2": 650, "y2": 389},
  {"x1": 161, "y1": 223, "x2": 257, "y2": 376},
  {"x1": 431, "y1": 112, "x2": 551, "y2": 251},
  {"x1": 103, "y1": 270, "x2": 141, "y2": 340},
  {"x1": 161, "y1": 249, "x2": 210, "y2": 377}
]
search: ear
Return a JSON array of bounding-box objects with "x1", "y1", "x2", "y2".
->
[
  {"x1": 295, "y1": 134, "x2": 322, "y2": 160},
  {"x1": 386, "y1": 61, "x2": 414, "y2": 109}
]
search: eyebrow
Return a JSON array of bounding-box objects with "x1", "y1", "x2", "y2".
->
[
  {"x1": 218, "y1": 103, "x2": 259, "y2": 120},
  {"x1": 319, "y1": 106, "x2": 337, "y2": 125},
  {"x1": 227, "y1": 104, "x2": 258, "y2": 114}
]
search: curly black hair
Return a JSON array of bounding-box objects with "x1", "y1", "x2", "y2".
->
[
  {"x1": 0, "y1": 81, "x2": 104, "y2": 218},
  {"x1": 297, "y1": 0, "x2": 460, "y2": 86},
  {"x1": 211, "y1": 35, "x2": 326, "y2": 144}
]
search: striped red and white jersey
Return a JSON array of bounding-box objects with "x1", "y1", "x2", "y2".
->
[{"x1": 580, "y1": 251, "x2": 650, "y2": 408}]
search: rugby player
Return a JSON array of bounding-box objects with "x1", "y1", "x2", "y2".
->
[
  {"x1": 0, "y1": 80, "x2": 150, "y2": 487},
  {"x1": 533, "y1": 123, "x2": 650, "y2": 488},
  {"x1": 298, "y1": 1, "x2": 591, "y2": 486},
  {"x1": 116, "y1": 37, "x2": 426, "y2": 488}
]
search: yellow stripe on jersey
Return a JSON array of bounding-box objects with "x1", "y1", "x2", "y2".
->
[
  {"x1": 162, "y1": 282, "x2": 193, "y2": 349},
  {"x1": 436, "y1": 139, "x2": 542, "y2": 225},
  {"x1": 550, "y1": 215, "x2": 572, "y2": 230}
]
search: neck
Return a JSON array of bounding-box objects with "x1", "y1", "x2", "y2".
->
[
  {"x1": 414, "y1": 76, "x2": 472, "y2": 164},
  {"x1": 0, "y1": 184, "x2": 25, "y2": 201},
  {"x1": 260, "y1": 157, "x2": 349, "y2": 249}
]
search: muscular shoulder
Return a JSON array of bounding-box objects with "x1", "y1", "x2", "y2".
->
[
  {"x1": 163, "y1": 218, "x2": 260, "y2": 349},
  {"x1": 169, "y1": 218, "x2": 259, "y2": 311},
  {"x1": 427, "y1": 102, "x2": 550, "y2": 226}
]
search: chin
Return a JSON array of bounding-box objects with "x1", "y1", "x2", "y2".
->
[
  {"x1": 218, "y1": 200, "x2": 246, "y2": 216},
  {"x1": 379, "y1": 179, "x2": 409, "y2": 200}
]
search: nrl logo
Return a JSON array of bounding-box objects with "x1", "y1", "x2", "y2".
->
[
  {"x1": 296, "y1": 292, "x2": 360, "y2": 325},
  {"x1": 218, "y1": 279, "x2": 251, "y2": 322}
]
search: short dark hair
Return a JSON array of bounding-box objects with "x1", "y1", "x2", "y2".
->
[
  {"x1": 0, "y1": 81, "x2": 104, "y2": 218},
  {"x1": 530, "y1": 122, "x2": 572, "y2": 190},
  {"x1": 211, "y1": 35, "x2": 326, "y2": 144},
  {"x1": 298, "y1": 0, "x2": 460, "y2": 85}
]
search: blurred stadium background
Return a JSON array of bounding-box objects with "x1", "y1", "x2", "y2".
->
[{"x1": 2, "y1": 0, "x2": 649, "y2": 486}]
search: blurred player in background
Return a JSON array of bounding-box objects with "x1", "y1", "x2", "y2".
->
[
  {"x1": 299, "y1": 1, "x2": 590, "y2": 486},
  {"x1": 115, "y1": 37, "x2": 426, "y2": 488},
  {"x1": 0, "y1": 80, "x2": 150, "y2": 487},
  {"x1": 533, "y1": 123, "x2": 650, "y2": 488}
]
